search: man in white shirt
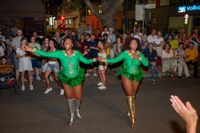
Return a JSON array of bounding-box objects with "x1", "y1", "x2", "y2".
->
[
  {"x1": 147, "y1": 29, "x2": 158, "y2": 44},
  {"x1": 108, "y1": 27, "x2": 116, "y2": 59},
  {"x1": 155, "y1": 31, "x2": 164, "y2": 57}
]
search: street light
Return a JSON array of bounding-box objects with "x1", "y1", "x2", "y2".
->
[
  {"x1": 184, "y1": 14, "x2": 189, "y2": 36},
  {"x1": 184, "y1": 14, "x2": 189, "y2": 24}
]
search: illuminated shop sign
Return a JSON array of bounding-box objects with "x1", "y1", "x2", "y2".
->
[{"x1": 178, "y1": 4, "x2": 200, "y2": 13}]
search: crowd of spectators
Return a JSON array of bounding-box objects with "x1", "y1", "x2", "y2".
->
[{"x1": 0, "y1": 25, "x2": 199, "y2": 88}]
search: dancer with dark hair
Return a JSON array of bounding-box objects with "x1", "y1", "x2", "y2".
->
[
  {"x1": 25, "y1": 37, "x2": 96, "y2": 126},
  {"x1": 100, "y1": 37, "x2": 148, "y2": 127},
  {"x1": 43, "y1": 39, "x2": 64, "y2": 95}
]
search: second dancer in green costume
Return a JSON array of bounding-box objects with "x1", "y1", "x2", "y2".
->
[{"x1": 102, "y1": 37, "x2": 149, "y2": 127}]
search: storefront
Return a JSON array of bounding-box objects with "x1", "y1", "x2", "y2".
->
[{"x1": 168, "y1": 3, "x2": 200, "y2": 35}]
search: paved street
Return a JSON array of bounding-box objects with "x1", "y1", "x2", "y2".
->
[{"x1": 0, "y1": 75, "x2": 200, "y2": 133}]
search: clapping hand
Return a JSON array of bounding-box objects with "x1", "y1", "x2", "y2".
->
[{"x1": 170, "y1": 95, "x2": 198, "y2": 132}]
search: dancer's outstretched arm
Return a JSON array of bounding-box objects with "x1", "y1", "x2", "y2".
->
[
  {"x1": 170, "y1": 95, "x2": 198, "y2": 133},
  {"x1": 25, "y1": 46, "x2": 61, "y2": 59},
  {"x1": 77, "y1": 51, "x2": 96, "y2": 64},
  {"x1": 105, "y1": 51, "x2": 126, "y2": 64}
]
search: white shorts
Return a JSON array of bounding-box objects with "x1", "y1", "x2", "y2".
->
[{"x1": 98, "y1": 65, "x2": 106, "y2": 71}]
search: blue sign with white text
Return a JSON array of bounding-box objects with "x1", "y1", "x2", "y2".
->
[{"x1": 178, "y1": 4, "x2": 200, "y2": 13}]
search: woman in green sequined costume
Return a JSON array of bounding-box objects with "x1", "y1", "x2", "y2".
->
[
  {"x1": 103, "y1": 37, "x2": 149, "y2": 127},
  {"x1": 26, "y1": 37, "x2": 96, "y2": 126}
]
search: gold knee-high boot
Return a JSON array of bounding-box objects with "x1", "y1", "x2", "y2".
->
[{"x1": 127, "y1": 96, "x2": 136, "y2": 128}]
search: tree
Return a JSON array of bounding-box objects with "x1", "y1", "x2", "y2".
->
[{"x1": 84, "y1": 0, "x2": 124, "y2": 27}]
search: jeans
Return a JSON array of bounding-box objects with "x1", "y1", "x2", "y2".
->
[{"x1": 149, "y1": 63, "x2": 158, "y2": 80}]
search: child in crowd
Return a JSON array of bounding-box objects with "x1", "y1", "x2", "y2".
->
[
  {"x1": 97, "y1": 41, "x2": 107, "y2": 90},
  {"x1": 0, "y1": 56, "x2": 13, "y2": 74}
]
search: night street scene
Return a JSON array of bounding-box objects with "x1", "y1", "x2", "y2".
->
[{"x1": 0, "y1": 0, "x2": 200, "y2": 133}]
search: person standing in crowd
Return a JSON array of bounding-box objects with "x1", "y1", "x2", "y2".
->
[
  {"x1": 32, "y1": 31, "x2": 41, "y2": 44},
  {"x1": 97, "y1": 40, "x2": 107, "y2": 90},
  {"x1": 53, "y1": 31, "x2": 62, "y2": 50},
  {"x1": 70, "y1": 31, "x2": 78, "y2": 49},
  {"x1": 145, "y1": 43, "x2": 159, "y2": 84},
  {"x1": 41, "y1": 37, "x2": 50, "y2": 81},
  {"x1": 140, "y1": 41, "x2": 149, "y2": 55},
  {"x1": 16, "y1": 37, "x2": 33, "y2": 91},
  {"x1": 77, "y1": 34, "x2": 87, "y2": 54},
  {"x1": 29, "y1": 36, "x2": 42, "y2": 81},
  {"x1": 107, "y1": 27, "x2": 116, "y2": 59},
  {"x1": 161, "y1": 42, "x2": 177, "y2": 80},
  {"x1": 85, "y1": 34, "x2": 98, "y2": 77},
  {"x1": 101, "y1": 26, "x2": 109, "y2": 37},
  {"x1": 77, "y1": 23, "x2": 84, "y2": 40},
  {"x1": 60, "y1": 29, "x2": 70, "y2": 48},
  {"x1": 25, "y1": 37, "x2": 96, "y2": 126},
  {"x1": 11, "y1": 29, "x2": 23, "y2": 80},
  {"x1": 155, "y1": 31, "x2": 164, "y2": 68},
  {"x1": 113, "y1": 37, "x2": 123, "y2": 57},
  {"x1": 100, "y1": 38, "x2": 148, "y2": 127},
  {"x1": 185, "y1": 42, "x2": 199, "y2": 79},
  {"x1": 175, "y1": 42, "x2": 190, "y2": 79},
  {"x1": 43, "y1": 39, "x2": 64, "y2": 95}
]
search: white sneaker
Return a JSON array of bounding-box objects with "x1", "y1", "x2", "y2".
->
[
  {"x1": 85, "y1": 73, "x2": 90, "y2": 77},
  {"x1": 21, "y1": 85, "x2": 25, "y2": 91},
  {"x1": 60, "y1": 89, "x2": 64, "y2": 95},
  {"x1": 97, "y1": 82, "x2": 103, "y2": 86},
  {"x1": 36, "y1": 76, "x2": 41, "y2": 81},
  {"x1": 30, "y1": 85, "x2": 34, "y2": 91},
  {"x1": 93, "y1": 73, "x2": 98, "y2": 77},
  {"x1": 44, "y1": 88, "x2": 53, "y2": 94},
  {"x1": 98, "y1": 85, "x2": 106, "y2": 90}
]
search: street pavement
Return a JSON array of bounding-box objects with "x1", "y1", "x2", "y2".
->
[{"x1": 0, "y1": 75, "x2": 200, "y2": 133}]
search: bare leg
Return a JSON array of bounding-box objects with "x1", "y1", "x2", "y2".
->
[
  {"x1": 28, "y1": 71, "x2": 33, "y2": 85},
  {"x1": 54, "y1": 73, "x2": 64, "y2": 95},
  {"x1": 63, "y1": 84, "x2": 74, "y2": 99},
  {"x1": 20, "y1": 72, "x2": 25, "y2": 91},
  {"x1": 35, "y1": 68, "x2": 41, "y2": 80},
  {"x1": 16, "y1": 70, "x2": 20, "y2": 81},
  {"x1": 101, "y1": 70, "x2": 106, "y2": 86},
  {"x1": 121, "y1": 76, "x2": 140, "y2": 128},
  {"x1": 121, "y1": 76, "x2": 134, "y2": 96},
  {"x1": 45, "y1": 70, "x2": 51, "y2": 89},
  {"x1": 28, "y1": 71, "x2": 33, "y2": 90},
  {"x1": 98, "y1": 71, "x2": 103, "y2": 82}
]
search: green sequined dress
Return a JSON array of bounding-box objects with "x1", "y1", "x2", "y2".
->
[
  {"x1": 35, "y1": 50, "x2": 94, "y2": 86},
  {"x1": 106, "y1": 51, "x2": 149, "y2": 81}
]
